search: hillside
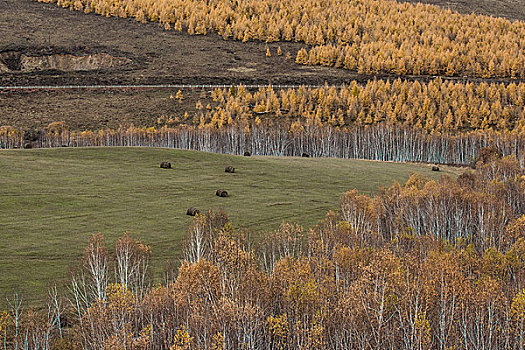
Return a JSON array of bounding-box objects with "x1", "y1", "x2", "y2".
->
[
  {"x1": 0, "y1": 147, "x2": 451, "y2": 305},
  {"x1": 400, "y1": 0, "x2": 525, "y2": 21}
]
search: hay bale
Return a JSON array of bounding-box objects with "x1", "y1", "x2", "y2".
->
[
  {"x1": 186, "y1": 207, "x2": 200, "y2": 216},
  {"x1": 225, "y1": 166, "x2": 235, "y2": 173},
  {"x1": 244, "y1": 151, "x2": 251, "y2": 156},
  {"x1": 216, "y1": 189, "x2": 229, "y2": 197},
  {"x1": 432, "y1": 166, "x2": 440, "y2": 171},
  {"x1": 302, "y1": 152, "x2": 310, "y2": 158},
  {"x1": 160, "y1": 161, "x2": 171, "y2": 169}
]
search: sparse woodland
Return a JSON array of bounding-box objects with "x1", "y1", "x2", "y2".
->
[
  {"x1": 37, "y1": 0, "x2": 525, "y2": 78},
  {"x1": 3, "y1": 155, "x2": 525, "y2": 349}
]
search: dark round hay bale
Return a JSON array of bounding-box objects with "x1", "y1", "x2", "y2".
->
[
  {"x1": 23, "y1": 142, "x2": 33, "y2": 149},
  {"x1": 432, "y1": 166, "x2": 440, "y2": 171},
  {"x1": 243, "y1": 151, "x2": 251, "y2": 156},
  {"x1": 216, "y1": 189, "x2": 229, "y2": 197},
  {"x1": 160, "y1": 161, "x2": 171, "y2": 169},
  {"x1": 225, "y1": 166, "x2": 235, "y2": 173},
  {"x1": 302, "y1": 152, "x2": 310, "y2": 158},
  {"x1": 186, "y1": 207, "x2": 200, "y2": 216}
]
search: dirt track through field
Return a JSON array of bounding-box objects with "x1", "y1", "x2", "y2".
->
[
  {"x1": 0, "y1": 84, "x2": 325, "y2": 90},
  {"x1": 0, "y1": 74, "x2": 523, "y2": 91}
]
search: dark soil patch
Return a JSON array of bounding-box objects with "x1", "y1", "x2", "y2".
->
[
  {"x1": 0, "y1": 0, "x2": 363, "y2": 86},
  {"x1": 398, "y1": 0, "x2": 525, "y2": 22},
  {"x1": 0, "y1": 89, "x2": 194, "y2": 129}
]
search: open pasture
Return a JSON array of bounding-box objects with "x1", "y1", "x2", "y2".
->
[{"x1": 0, "y1": 147, "x2": 452, "y2": 305}]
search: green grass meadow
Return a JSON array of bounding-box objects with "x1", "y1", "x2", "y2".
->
[{"x1": 0, "y1": 147, "x2": 452, "y2": 306}]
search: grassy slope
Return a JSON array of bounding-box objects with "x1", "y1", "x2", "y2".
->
[{"x1": 0, "y1": 147, "x2": 452, "y2": 306}]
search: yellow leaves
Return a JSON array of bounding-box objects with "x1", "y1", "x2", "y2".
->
[
  {"x1": 73, "y1": 0, "x2": 83, "y2": 10},
  {"x1": 512, "y1": 289, "x2": 525, "y2": 321},
  {"x1": 267, "y1": 314, "x2": 289, "y2": 341},
  {"x1": 175, "y1": 90, "x2": 183, "y2": 102},
  {"x1": 174, "y1": 20, "x2": 183, "y2": 32},
  {"x1": 307, "y1": 318, "x2": 326, "y2": 350},
  {"x1": 339, "y1": 189, "x2": 377, "y2": 234},
  {"x1": 0, "y1": 311, "x2": 9, "y2": 333},
  {"x1": 135, "y1": 9, "x2": 146, "y2": 23},
  {"x1": 405, "y1": 173, "x2": 430, "y2": 190},
  {"x1": 214, "y1": 231, "x2": 259, "y2": 285},
  {"x1": 107, "y1": 283, "x2": 135, "y2": 313},
  {"x1": 47, "y1": 121, "x2": 68, "y2": 135},
  {"x1": 443, "y1": 109, "x2": 454, "y2": 131},
  {"x1": 131, "y1": 324, "x2": 152, "y2": 349},
  {"x1": 211, "y1": 332, "x2": 225, "y2": 350},
  {"x1": 140, "y1": 323, "x2": 152, "y2": 338},
  {"x1": 170, "y1": 325, "x2": 193, "y2": 350},
  {"x1": 295, "y1": 48, "x2": 308, "y2": 64},
  {"x1": 333, "y1": 245, "x2": 366, "y2": 277},
  {"x1": 289, "y1": 120, "x2": 304, "y2": 134},
  {"x1": 272, "y1": 258, "x2": 322, "y2": 314},
  {"x1": 253, "y1": 102, "x2": 267, "y2": 114},
  {"x1": 174, "y1": 260, "x2": 222, "y2": 302},
  {"x1": 480, "y1": 247, "x2": 507, "y2": 278},
  {"x1": 287, "y1": 279, "x2": 320, "y2": 308},
  {"x1": 414, "y1": 311, "x2": 431, "y2": 348},
  {"x1": 506, "y1": 216, "x2": 525, "y2": 243},
  {"x1": 0, "y1": 126, "x2": 21, "y2": 140}
]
